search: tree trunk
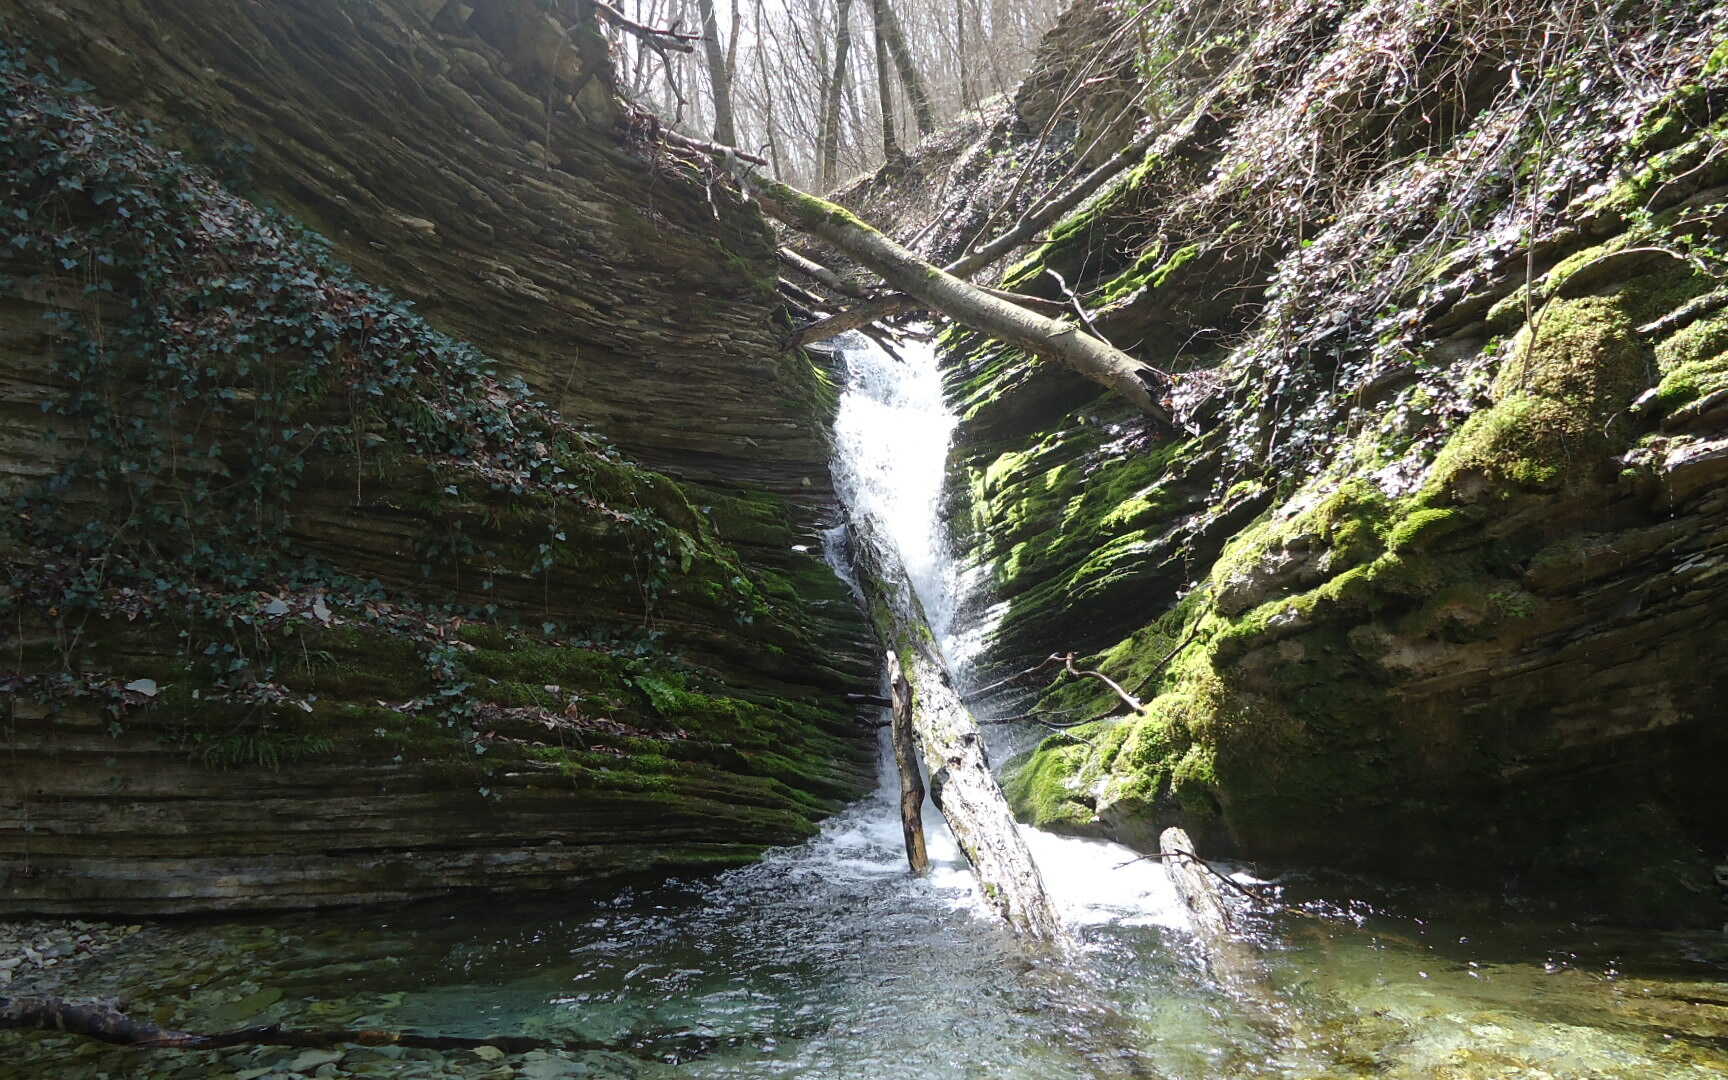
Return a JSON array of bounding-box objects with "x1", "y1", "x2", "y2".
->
[
  {"x1": 955, "y1": 0, "x2": 974, "y2": 111},
  {"x1": 729, "y1": 167, "x2": 1174, "y2": 427},
  {"x1": 850, "y1": 520, "x2": 1062, "y2": 942},
  {"x1": 886, "y1": 651, "x2": 930, "y2": 876},
  {"x1": 874, "y1": 0, "x2": 935, "y2": 135},
  {"x1": 869, "y1": 0, "x2": 900, "y2": 161},
  {"x1": 818, "y1": 0, "x2": 854, "y2": 188},
  {"x1": 694, "y1": 0, "x2": 736, "y2": 146},
  {"x1": 753, "y1": 0, "x2": 785, "y2": 177}
]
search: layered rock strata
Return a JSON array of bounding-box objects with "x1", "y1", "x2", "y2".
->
[{"x1": 0, "y1": 0, "x2": 875, "y2": 914}]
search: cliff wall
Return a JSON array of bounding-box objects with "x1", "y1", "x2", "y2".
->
[
  {"x1": 866, "y1": 0, "x2": 1728, "y2": 925},
  {"x1": 0, "y1": 0, "x2": 875, "y2": 913}
]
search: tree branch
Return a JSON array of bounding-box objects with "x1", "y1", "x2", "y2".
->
[
  {"x1": 943, "y1": 122, "x2": 1162, "y2": 279},
  {"x1": 659, "y1": 128, "x2": 769, "y2": 167},
  {"x1": 790, "y1": 293, "x2": 922, "y2": 346},
  {"x1": 1058, "y1": 651, "x2": 1141, "y2": 712},
  {"x1": 778, "y1": 246, "x2": 872, "y2": 299},
  {"x1": 0, "y1": 996, "x2": 695, "y2": 1062},
  {"x1": 592, "y1": 1, "x2": 700, "y2": 52}
]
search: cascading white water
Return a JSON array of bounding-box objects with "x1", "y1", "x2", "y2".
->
[
  {"x1": 823, "y1": 330, "x2": 1189, "y2": 932},
  {"x1": 827, "y1": 329, "x2": 961, "y2": 641}
]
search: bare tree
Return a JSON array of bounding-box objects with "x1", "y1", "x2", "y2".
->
[
  {"x1": 813, "y1": 0, "x2": 852, "y2": 187},
  {"x1": 608, "y1": 0, "x2": 1069, "y2": 188},
  {"x1": 874, "y1": 0, "x2": 934, "y2": 135},
  {"x1": 870, "y1": 0, "x2": 901, "y2": 161},
  {"x1": 694, "y1": 0, "x2": 737, "y2": 144}
]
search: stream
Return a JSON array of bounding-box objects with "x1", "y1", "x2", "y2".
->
[{"x1": 3, "y1": 334, "x2": 1726, "y2": 1080}]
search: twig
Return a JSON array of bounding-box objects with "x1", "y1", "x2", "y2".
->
[
  {"x1": 592, "y1": 1, "x2": 701, "y2": 51},
  {"x1": 659, "y1": 129, "x2": 769, "y2": 167},
  {"x1": 963, "y1": 653, "x2": 1065, "y2": 701},
  {"x1": 1059, "y1": 652, "x2": 1141, "y2": 712},
  {"x1": 1045, "y1": 267, "x2": 1106, "y2": 340},
  {"x1": 861, "y1": 325, "x2": 907, "y2": 363},
  {"x1": 1124, "y1": 618, "x2": 1203, "y2": 700},
  {"x1": 1115, "y1": 847, "x2": 1273, "y2": 906}
]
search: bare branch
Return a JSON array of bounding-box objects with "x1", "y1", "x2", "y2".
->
[{"x1": 593, "y1": 1, "x2": 700, "y2": 52}]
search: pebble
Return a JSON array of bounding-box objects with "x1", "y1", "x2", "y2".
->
[
  {"x1": 0, "y1": 918, "x2": 145, "y2": 992},
  {"x1": 286, "y1": 1048, "x2": 344, "y2": 1072}
]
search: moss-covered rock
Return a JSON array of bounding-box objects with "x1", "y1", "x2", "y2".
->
[{"x1": 943, "y1": 0, "x2": 1728, "y2": 926}]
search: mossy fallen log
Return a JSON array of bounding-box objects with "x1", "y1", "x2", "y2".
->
[{"x1": 695, "y1": 153, "x2": 1175, "y2": 429}]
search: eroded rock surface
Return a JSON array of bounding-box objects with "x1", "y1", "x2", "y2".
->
[
  {"x1": 912, "y1": 0, "x2": 1728, "y2": 925},
  {"x1": 0, "y1": 0, "x2": 875, "y2": 913}
]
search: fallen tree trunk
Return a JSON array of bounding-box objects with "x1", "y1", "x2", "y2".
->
[
  {"x1": 886, "y1": 650, "x2": 930, "y2": 876},
  {"x1": 0, "y1": 996, "x2": 692, "y2": 1062},
  {"x1": 848, "y1": 523, "x2": 1063, "y2": 942},
  {"x1": 723, "y1": 165, "x2": 1174, "y2": 427}
]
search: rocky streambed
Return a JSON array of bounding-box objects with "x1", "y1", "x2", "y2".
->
[{"x1": 0, "y1": 911, "x2": 630, "y2": 1080}]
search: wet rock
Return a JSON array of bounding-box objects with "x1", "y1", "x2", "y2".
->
[{"x1": 285, "y1": 1049, "x2": 344, "y2": 1073}]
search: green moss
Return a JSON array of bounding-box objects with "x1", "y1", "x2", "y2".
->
[
  {"x1": 1097, "y1": 241, "x2": 1202, "y2": 303},
  {"x1": 1653, "y1": 310, "x2": 1728, "y2": 410},
  {"x1": 1425, "y1": 295, "x2": 1647, "y2": 499},
  {"x1": 295, "y1": 626, "x2": 432, "y2": 701},
  {"x1": 982, "y1": 435, "x2": 1189, "y2": 604},
  {"x1": 1385, "y1": 507, "x2": 1469, "y2": 552},
  {"x1": 1003, "y1": 734, "x2": 1100, "y2": 831},
  {"x1": 1708, "y1": 37, "x2": 1728, "y2": 77},
  {"x1": 1089, "y1": 678, "x2": 1229, "y2": 824}
]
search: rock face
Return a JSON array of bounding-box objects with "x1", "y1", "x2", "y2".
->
[
  {"x1": 0, "y1": 0, "x2": 875, "y2": 913},
  {"x1": 866, "y1": 0, "x2": 1728, "y2": 925}
]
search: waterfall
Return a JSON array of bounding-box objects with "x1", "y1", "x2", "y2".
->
[{"x1": 822, "y1": 330, "x2": 1190, "y2": 932}]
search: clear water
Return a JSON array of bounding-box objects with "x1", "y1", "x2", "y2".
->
[{"x1": 4, "y1": 334, "x2": 1725, "y2": 1079}]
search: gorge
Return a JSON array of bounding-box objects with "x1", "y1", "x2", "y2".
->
[{"x1": 2, "y1": 0, "x2": 1726, "y2": 1076}]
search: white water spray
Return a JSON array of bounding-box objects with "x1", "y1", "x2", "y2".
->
[{"x1": 822, "y1": 331, "x2": 1189, "y2": 932}]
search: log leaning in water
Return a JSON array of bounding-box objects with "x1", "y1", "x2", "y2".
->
[
  {"x1": 885, "y1": 650, "x2": 930, "y2": 876},
  {"x1": 1159, "y1": 827, "x2": 1267, "y2": 992},
  {"x1": 848, "y1": 523, "x2": 1063, "y2": 942}
]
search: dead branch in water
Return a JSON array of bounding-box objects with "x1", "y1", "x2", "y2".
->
[{"x1": 0, "y1": 995, "x2": 697, "y2": 1062}]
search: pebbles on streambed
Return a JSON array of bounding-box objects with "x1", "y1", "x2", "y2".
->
[
  {"x1": 0, "y1": 919, "x2": 144, "y2": 988},
  {"x1": 0, "y1": 919, "x2": 624, "y2": 1079}
]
